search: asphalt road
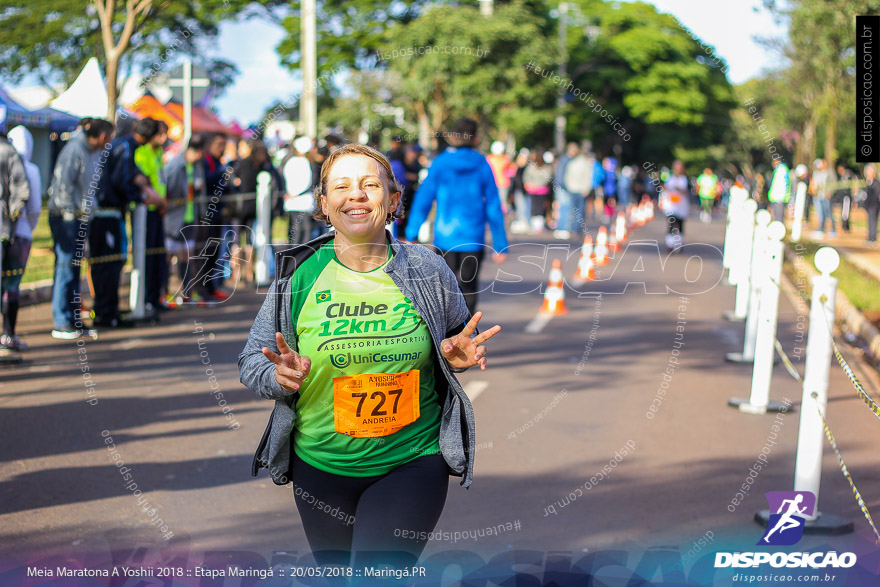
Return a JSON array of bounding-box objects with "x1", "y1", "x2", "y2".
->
[{"x1": 2, "y1": 212, "x2": 879, "y2": 583}]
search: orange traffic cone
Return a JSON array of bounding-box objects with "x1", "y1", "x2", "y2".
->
[
  {"x1": 574, "y1": 236, "x2": 596, "y2": 281},
  {"x1": 646, "y1": 200, "x2": 655, "y2": 221},
  {"x1": 540, "y1": 259, "x2": 568, "y2": 315},
  {"x1": 615, "y1": 211, "x2": 627, "y2": 243},
  {"x1": 608, "y1": 233, "x2": 619, "y2": 253},
  {"x1": 594, "y1": 226, "x2": 610, "y2": 266}
]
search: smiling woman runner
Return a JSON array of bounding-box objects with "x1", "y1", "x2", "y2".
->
[{"x1": 238, "y1": 143, "x2": 501, "y2": 569}]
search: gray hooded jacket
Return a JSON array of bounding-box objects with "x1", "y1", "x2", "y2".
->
[
  {"x1": 8, "y1": 126, "x2": 41, "y2": 240},
  {"x1": 49, "y1": 129, "x2": 96, "y2": 214},
  {"x1": 0, "y1": 135, "x2": 30, "y2": 240},
  {"x1": 238, "y1": 232, "x2": 477, "y2": 488}
]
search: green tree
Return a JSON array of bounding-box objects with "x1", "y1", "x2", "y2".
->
[
  {"x1": 564, "y1": 1, "x2": 736, "y2": 165},
  {"x1": 380, "y1": 1, "x2": 559, "y2": 148},
  {"x1": 0, "y1": 0, "x2": 283, "y2": 119},
  {"x1": 275, "y1": 0, "x2": 735, "y2": 165},
  {"x1": 275, "y1": 0, "x2": 425, "y2": 74},
  {"x1": 763, "y1": 0, "x2": 880, "y2": 165},
  {"x1": 312, "y1": 70, "x2": 407, "y2": 142}
]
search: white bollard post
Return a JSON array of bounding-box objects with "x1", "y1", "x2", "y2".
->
[
  {"x1": 785, "y1": 247, "x2": 853, "y2": 533},
  {"x1": 254, "y1": 172, "x2": 272, "y2": 287},
  {"x1": 129, "y1": 203, "x2": 147, "y2": 319},
  {"x1": 730, "y1": 200, "x2": 758, "y2": 320},
  {"x1": 794, "y1": 248, "x2": 838, "y2": 513},
  {"x1": 723, "y1": 186, "x2": 749, "y2": 273},
  {"x1": 726, "y1": 209, "x2": 770, "y2": 362},
  {"x1": 791, "y1": 182, "x2": 807, "y2": 243},
  {"x1": 724, "y1": 197, "x2": 756, "y2": 321},
  {"x1": 729, "y1": 221, "x2": 790, "y2": 414}
]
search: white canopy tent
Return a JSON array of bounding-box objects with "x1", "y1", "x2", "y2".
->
[{"x1": 50, "y1": 57, "x2": 108, "y2": 118}]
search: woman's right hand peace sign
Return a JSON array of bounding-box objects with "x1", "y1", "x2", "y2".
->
[
  {"x1": 440, "y1": 312, "x2": 501, "y2": 371},
  {"x1": 262, "y1": 332, "x2": 312, "y2": 393}
]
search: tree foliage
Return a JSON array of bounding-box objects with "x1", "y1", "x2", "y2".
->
[
  {"x1": 274, "y1": 0, "x2": 737, "y2": 165},
  {"x1": 380, "y1": 1, "x2": 559, "y2": 147},
  {"x1": 757, "y1": 0, "x2": 880, "y2": 166},
  {"x1": 0, "y1": 0, "x2": 282, "y2": 117},
  {"x1": 275, "y1": 0, "x2": 425, "y2": 74},
  {"x1": 563, "y1": 0, "x2": 736, "y2": 165}
]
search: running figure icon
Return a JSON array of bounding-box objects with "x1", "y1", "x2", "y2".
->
[
  {"x1": 758, "y1": 491, "x2": 816, "y2": 546},
  {"x1": 762, "y1": 494, "x2": 808, "y2": 543}
]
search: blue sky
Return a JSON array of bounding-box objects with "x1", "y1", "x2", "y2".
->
[
  {"x1": 212, "y1": 0, "x2": 789, "y2": 124},
  {"x1": 7, "y1": 1, "x2": 788, "y2": 125},
  {"x1": 210, "y1": 17, "x2": 299, "y2": 125},
  {"x1": 648, "y1": 0, "x2": 788, "y2": 83}
]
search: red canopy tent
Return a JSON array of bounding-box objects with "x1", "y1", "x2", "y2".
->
[{"x1": 128, "y1": 95, "x2": 241, "y2": 142}]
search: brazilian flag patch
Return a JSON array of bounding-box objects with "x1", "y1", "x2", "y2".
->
[{"x1": 316, "y1": 290, "x2": 331, "y2": 303}]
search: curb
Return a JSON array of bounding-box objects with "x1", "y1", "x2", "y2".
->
[
  {"x1": 840, "y1": 248, "x2": 880, "y2": 283},
  {"x1": 784, "y1": 245, "x2": 880, "y2": 360}
]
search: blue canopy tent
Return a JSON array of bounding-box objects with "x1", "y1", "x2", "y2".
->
[
  {"x1": 37, "y1": 107, "x2": 80, "y2": 133},
  {"x1": 0, "y1": 85, "x2": 52, "y2": 128},
  {"x1": 0, "y1": 84, "x2": 81, "y2": 191}
]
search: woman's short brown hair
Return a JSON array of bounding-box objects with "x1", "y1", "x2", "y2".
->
[{"x1": 313, "y1": 143, "x2": 404, "y2": 224}]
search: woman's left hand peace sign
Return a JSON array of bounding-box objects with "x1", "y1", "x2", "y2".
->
[{"x1": 440, "y1": 312, "x2": 501, "y2": 371}]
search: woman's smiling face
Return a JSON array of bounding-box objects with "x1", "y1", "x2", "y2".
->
[{"x1": 321, "y1": 154, "x2": 400, "y2": 242}]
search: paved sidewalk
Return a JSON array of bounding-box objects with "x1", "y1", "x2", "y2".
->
[{"x1": 795, "y1": 205, "x2": 880, "y2": 282}]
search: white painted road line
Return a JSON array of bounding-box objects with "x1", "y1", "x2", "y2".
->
[
  {"x1": 524, "y1": 313, "x2": 553, "y2": 334},
  {"x1": 113, "y1": 338, "x2": 144, "y2": 350},
  {"x1": 463, "y1": 380, "x2": 490, "y2": 402}
]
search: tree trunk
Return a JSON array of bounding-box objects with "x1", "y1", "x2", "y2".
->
[
  {"x1": 428, "y1": 86, "x2": 447, "y2": 149},
  {"x1": 94, "y1": 0, "x2": 149, "y2": 122},
  {"x1": 106, "y1": 52, "x2": 119, "y2": 121},
  {"x1": 505, "y1": 132, "x2": 516, "y2": 157},
  {"x1": 824, "y1": 95, "x2": 837, "y2": 165},
  {"x1": 797, "y1": 116, "x2": 817, "y2": 167},
  {"x1": 478, "y1": 113, "x2": 492, "y2": 152},
  {"x1": 414, "y1": 100, "x2": 431, "y2": 151}
]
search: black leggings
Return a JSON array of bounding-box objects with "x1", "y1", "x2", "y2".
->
[
  {"x1": 292, "y1": 452, "x2": 449, "y2": 568},
  {"x1": 441, "y1": 249, "x2": 485, "y2": 316}
]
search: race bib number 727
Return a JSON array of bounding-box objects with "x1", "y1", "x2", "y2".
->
[{"x1": 332, "y1": 370, "x2": 420, "y2": 438}]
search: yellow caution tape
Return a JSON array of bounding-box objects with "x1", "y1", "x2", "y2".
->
[
  {"x1": 772, "y1": 291, "x2": 879, "y2": 542},
  {"x1": 774, "y1": 339, "x2": 803, "y2": 383},
  {"x1": 5, "y1": 247, "x2": 172, "y2": 277},
  {"x1": 818, "y1": 295, "x2": 880, "y2": 420},
  {"x1": 85, "y1": 252, "x2": 127, "y2": 264},
  {"x1": 165, "y1": 192, "x2": 260, "y2": 207},
  {"x1": 830, "y1": 343, "x2": 880, "y2": 420},
  {"x1": 813, "y1": 393, "x2": 880, "y2": 544}
]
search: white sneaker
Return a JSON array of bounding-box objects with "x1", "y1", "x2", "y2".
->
[
  {"x1": 553, "y1": 230, "x2": 572, "y2": 240},
  {"x1": 52, "y1": 327, "x2": 83, "y2": 340},
  {"x1": 510, "y1": 221, "x2": 527, "y2": 234}
]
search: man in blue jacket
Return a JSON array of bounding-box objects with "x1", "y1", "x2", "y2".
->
[
  {"x1": 89, "y1": 117, "x2": 164, "y2": 328},
  {"x1": 405, "y1": 118, "x2": 508, "y2": 314}
]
